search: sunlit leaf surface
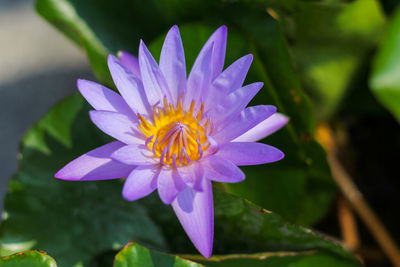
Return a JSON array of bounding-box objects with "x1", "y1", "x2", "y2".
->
[
  {"x1": 114, "y1": 242, "x2": 203, "y2": 267},
  {"x1": 0, "y1": 251, "x2": 57, "y2": 267}
]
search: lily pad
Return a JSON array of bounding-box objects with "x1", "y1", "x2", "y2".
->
[
  {"x1": 191, "y1": 251, "x2": 359, "y2": 267},
  {"x1": 0, "y1": 250, "x2": 57, "y2": 267},
  {"x1": 114, "y1": 242, "x2": 203, "y2": 267},
  {"x1": 140, "y1": 189, "x2": 359, "y2": 265},
  {"x1": 112, "y1": 242, "x2": 360, "y2": 267}
]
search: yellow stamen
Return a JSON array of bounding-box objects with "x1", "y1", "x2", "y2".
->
[{"x1": 138, "y1": 96, "x2": 212, "y2": 166}]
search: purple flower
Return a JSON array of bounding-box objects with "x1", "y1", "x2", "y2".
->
[{"x1": 55, "y1": 25, "x2": 288, "y2": 258}]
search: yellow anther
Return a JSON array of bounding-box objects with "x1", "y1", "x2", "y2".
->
[{"x1": 137, "y1": 97, "x2": 211, "y2": 166}]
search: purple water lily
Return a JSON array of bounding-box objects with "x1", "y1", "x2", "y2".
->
[{"x1": 55, "y1": 25, "x2": 288, "y2": 258}]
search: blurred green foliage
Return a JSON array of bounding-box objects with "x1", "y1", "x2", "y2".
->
[
  {"x1": 278, "y1": 0, "x2": 386, "y2": 120},
  {"x1": 370, "y1": 6, "x2": 400, "y2": 123}
]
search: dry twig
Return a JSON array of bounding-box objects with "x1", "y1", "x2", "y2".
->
[{"x1": 318, "y1": 125, "x2": 400, "y2": 267}]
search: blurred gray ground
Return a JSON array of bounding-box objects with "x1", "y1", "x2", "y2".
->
[{"x1": 0, "y1": 0, "x2": 93, "y2": 219}]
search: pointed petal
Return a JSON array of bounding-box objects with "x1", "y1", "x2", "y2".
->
[
  {"x1": 139, "y1": 40, "x2": 172, "y2": 105},
  {"x1": 111, "y1": 144, "x2": 157, "y2": 165},
  {"x1": 205, "y1": 54, "x2": 253, "y2": 112},
  {"x1": 122, "y1": 165, "x2": 159, "y2": 201},
  {"x1": 197, "y1": 25, "x2": 227, "y2": 80},
  {"x1": 89, "y1": 110, "x2": 143, "y2": 144},
  {"x1": 202, "y1": 155, "x2": 245, "y2": 183},
  {"x1": 157, "y1": 168, "x2": 187, "y2": 204},
  {"x1": 55, "y1": 141, "x2": 134, "y2": 181},
  {"x1": 216, "y1": 142, "x2": 284, "y2": 166},
  {"x1": 108, "y1": 55, "x2": 151, "y2": 115},
  {"x1": 213, "y1": 54, "x2": 253, "y2": 94},
  {"x1": 172, "y1": 178, "x2": 214, "y2": 258},
  {"x1": 77, "y1": 79, "x2": 134, "y2": 116},
  {"x1": 213, "y1": 105, "x2": 276, "y2": 144},
  {"x1": 118, "y1": 51, "x2": 141, "y2": 79},
  {"x1": 211, "y1": 82, "x2": 263, "y2": 129},
  {"x1": 184, "y1": 42, "x2": 214, "y2": 108},
  {"x1": 159, "y1": 25, "x2": 186, "y2": 103},
  {"x1": 233, "y1": 113, "x2": 289, "y2": 142}
]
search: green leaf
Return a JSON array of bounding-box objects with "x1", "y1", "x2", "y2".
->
[
  {"x1": 113, "y1": 191, "x2": 360, "y2": 266},
  {"x1": 113, "y1": 242, "x2": 204, "y2": 267},
  {"x1": 0, "y1": 250, "x2": 57, "y2": 267},
  {"x1": 278, "y1": 0, "x2": 386, "y2": 119},
  {"x1": 190, "y1": 251, "x2": 359, "y2": 267},
  {"x1": 0, "y1": 95, "x2": 166, "y2": 267},
  {"x1": 22, "y1": 95, "x2": 84, "y2": 154},
  {"x1": 35, "y1": 0, "x2": 335, "y2": 225},
  {"x1": 140, "y1": 190, "x2": 359, "y2": 266},
  {"x1": 370, "y1": 6, "x2": 400, "y2": 123},
  {"x1": 112, "y1": 243, "x2": 360, "y2": 267},
  {"x1": 213, "y1": 191, "x2": 353, "y2": 259}
]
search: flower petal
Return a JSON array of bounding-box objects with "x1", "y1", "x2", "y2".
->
[
  {"x1": 108, "y1": 55, "x2": 151, "y2": 115},
  {"x1": 172, "y1": 178, "x2": 213, "y2": 258},
  {"x1": 157, "y1": 168, "x2": 186, "y2": 204},
  {"x1": 77, "y1": 79, "x2": 134, "y2": 116},
  {"x1": 139, "y1": 40, "x2": 172, "y2": 105},
  {"x1": 233, "y1": 113, "x2": 289, "y2": 142},
  {"x1": 118, "y1": 51, "x2": 141, "y2": 79},
  {"x1": 213, "y1": 54, "x2": 253, "y2": 94},
  {"x1": 204, "y1": 54, "x2": 253, "y2": 112},
  {"x1": 213, "y1": 105, "x2": 276, "y2": 144},
  {"x1": 122, "y1": 165, "x2": 159, "y2": 201},
  {"x1": 211, "y1": 82, "x2": 263, "y2": 129},
  {"x1": 197, "y1": 25, "x2": 227, "y2": 80},
  {"x1": 184, "y1": 42, "x2": 214, "y2": 108},
  {"x1": 55, "y1": 141, "x2": 134, "y2": 181},
  {"x1": 202, "y1": 155, "x2": 245, "y2": 183},
  {"x1": 159, "y1": 25, "x2": 186, "y2": 104},
  {"x1": 216, "y1": 142, "x2": 284, "y2": 166},
  {"x1": 89, "y1": 110, "x2": 143, "y2": 144},
  {"x1": 177, "y1": 162, "x2": 204, "y2": 192},
  {"x1": 111, "y1": 144, "x2": 157, "y2": 165}
]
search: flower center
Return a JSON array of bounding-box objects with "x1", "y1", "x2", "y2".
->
[{"x1": 137, "y1": 96, "x2": 214, "y2": 166}]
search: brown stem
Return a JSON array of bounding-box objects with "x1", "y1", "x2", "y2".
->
[
  {"x1": 337, "y1": 195, "x2": 360, "y2": 251},
  {"x1": 322, "y1": 126, "x2": 400, "y2": 267}
]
